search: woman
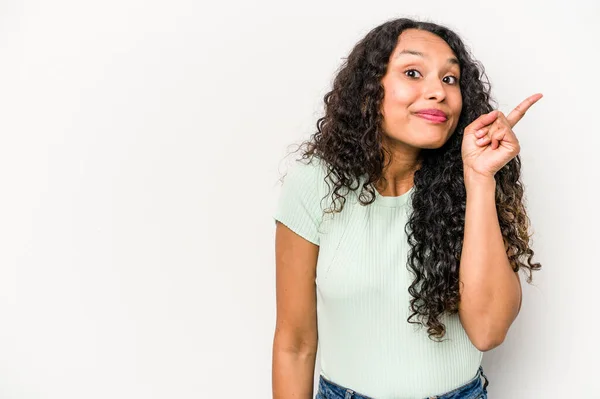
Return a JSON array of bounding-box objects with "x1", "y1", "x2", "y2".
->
[{"x1": 272, "y1": 17, "x2": 542, "y2": 399}]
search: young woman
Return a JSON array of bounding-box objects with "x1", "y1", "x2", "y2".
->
[{"x1": 272, "y1": 17, "x2": 542, "y2": 399}]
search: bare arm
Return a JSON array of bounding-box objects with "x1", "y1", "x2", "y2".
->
[
  {"x1": 458, "y1": 173, "x2": 522, "y2": 352},
  {"x1": 458, "y1": 95, "x2": 541, "y2": 351},
  {"x1": 272, "y1": 222, "x2": 319, "y2": 399}
]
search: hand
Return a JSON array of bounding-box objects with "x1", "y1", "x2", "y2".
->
[{"x1": 461, "y1": 93, "x2": 543, "y2": 179}]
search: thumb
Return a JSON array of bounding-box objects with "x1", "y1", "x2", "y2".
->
[{"x1": 466, "y1": 110, "x2": 498, "y2": 135}]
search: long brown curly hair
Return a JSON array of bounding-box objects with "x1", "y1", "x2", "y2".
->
[{"x1": 287, "y1": 17, "x2": 542, "y2": 341}]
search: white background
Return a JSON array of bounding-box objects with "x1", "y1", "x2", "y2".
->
[{"x1": 0, "y1": 0, "x2": 598, "y2": 398}]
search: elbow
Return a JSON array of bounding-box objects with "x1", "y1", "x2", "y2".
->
[
  {"x1": 273, "y1": 329, "x2": 318, "y2": 356},
  {"x1": 473, "y1": 330, "x2": 506, "y2": 352},
  {"x1": 475, "y1": 338, "x2": 503, "y2": 352},
  {"x1": 463, "y1": 307, "x2": 516, "y2": 352}
]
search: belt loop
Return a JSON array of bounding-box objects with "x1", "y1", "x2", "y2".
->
[{"x1": 344, "y1": 389, "x2": 354, "y2": 399}]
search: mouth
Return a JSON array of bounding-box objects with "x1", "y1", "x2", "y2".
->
[{"x1": 414, "y1": 113, "x2": 448, "y2": 124}]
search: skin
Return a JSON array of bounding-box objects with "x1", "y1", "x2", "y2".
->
[
  {"x1": 376, "y1": 29, "x2": 543, "y2": 349},
  {"x1": 272, "y1": 222, "x2": 319, "y2": 399},
  {"x1": 272, "y1": 27, "x2": 542, "y2": 397},
  {"x1": 463, "y1": 94, "x2": 543, "y2": 177},
  {"x1": 375, "y1": 30, "x2": 543, "y2": 349},
  {"x1": 377, "y1": 28, "x2": 463, "y2": 196},
  {"x1": 459, "y1": 95, "x2": 541, "y2": 350}
]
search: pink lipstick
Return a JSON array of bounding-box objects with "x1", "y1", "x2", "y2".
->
[{"x1": 414, "y1": 108, "x2": 448, "y2": 123}]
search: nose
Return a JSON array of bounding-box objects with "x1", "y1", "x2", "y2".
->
[{"x1": 423, "y1": 77, "x2": 446, "y2": 101}]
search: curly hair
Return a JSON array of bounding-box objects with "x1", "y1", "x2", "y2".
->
[{"x1": 287, "y1": 17, "x2": 542, "y2": 341}]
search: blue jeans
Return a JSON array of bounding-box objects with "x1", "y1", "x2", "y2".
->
[{"x1": 316, "y1": 365, "x2": 489, "y2": 399}]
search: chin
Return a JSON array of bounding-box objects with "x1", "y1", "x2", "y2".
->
[
  {"x1": 417, "y1": 137, "x2": 449, "y2": 149},
  {"x1": 418, "y1": 142, "x2": 445, "y2": 150},
  {"x1": 383, "y1": 131, "x2": 451, "y2": 149}
]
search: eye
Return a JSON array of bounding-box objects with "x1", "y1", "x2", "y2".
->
[
  {"x1": 404, "y1": 69, "x2": 422, "y2": 79},
  {"x1": 444, "y1": 75, "x2": 460, "y2": 85}
]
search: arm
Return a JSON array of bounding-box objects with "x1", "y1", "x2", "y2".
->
[
  {"x1": 272, "y1": 222, "x2": 319, "y2": 399},
  {"x1": 458, "y1": 172, "x2": 522, "y2": 352}
]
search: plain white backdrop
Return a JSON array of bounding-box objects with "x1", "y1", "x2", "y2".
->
[{"x1": 0, "y1": 0, "x2": 598, "y2": 397}]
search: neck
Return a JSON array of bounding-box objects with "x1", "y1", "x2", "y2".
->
[{"x1": 376, "y1": 142, "x2": 421, "y2": 197}]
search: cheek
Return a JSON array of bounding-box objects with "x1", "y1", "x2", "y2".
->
[
  {"x1": 389, "y1": 81, "x2": 418, "y2": 104},
  {"x1": 382, "y1": 83, "x2": 417, "y2": 118},
  {"x1": 450, "y1": 99, "x2": 463, "y2": 133},
  {"x1": 454, "y1": 90, "x2": 463, "y2": 112}
]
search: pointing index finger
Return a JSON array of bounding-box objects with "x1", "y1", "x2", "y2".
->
[{"x1": 506, "y1": 93, "x2": 543, "y2": 128}]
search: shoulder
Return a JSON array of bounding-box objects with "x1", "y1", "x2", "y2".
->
[
  {"x1": 274, "y1": 156, "x2": 333, "y2": 245},
  {"x1": 281, "y1": 155, "x2": 331, "y2": 195},
  {"x1": 285, "y1": 155, "x2": 329, "y2": 179}
]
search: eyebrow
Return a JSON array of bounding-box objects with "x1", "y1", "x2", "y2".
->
[{"x1": 395, "y1": 49, "x2": 460, "y2": 66}]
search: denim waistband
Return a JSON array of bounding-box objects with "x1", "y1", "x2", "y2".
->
[{"x1": 317, "y1": 365, "x2": 489, "y2": 399}]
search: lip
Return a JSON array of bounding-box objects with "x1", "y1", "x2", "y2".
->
[
  {"x1": 415, "y1": 109, "x2": 449, "y2": 124},
  {"x1": 414, "y1": 113, "x2": 448, "y2": 123}
]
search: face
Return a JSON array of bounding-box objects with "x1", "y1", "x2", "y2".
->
[{"x1": 380, "y1": 29, "x2": 463, "y2": 150}]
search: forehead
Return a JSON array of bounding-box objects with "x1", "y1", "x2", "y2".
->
[{"x1": 391, "y1": 29, "x2": 457, "y2": 61}]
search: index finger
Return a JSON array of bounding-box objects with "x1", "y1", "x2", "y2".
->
[{"x1": 506, "y1": 93, "x2": 543, "y2": 128}]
